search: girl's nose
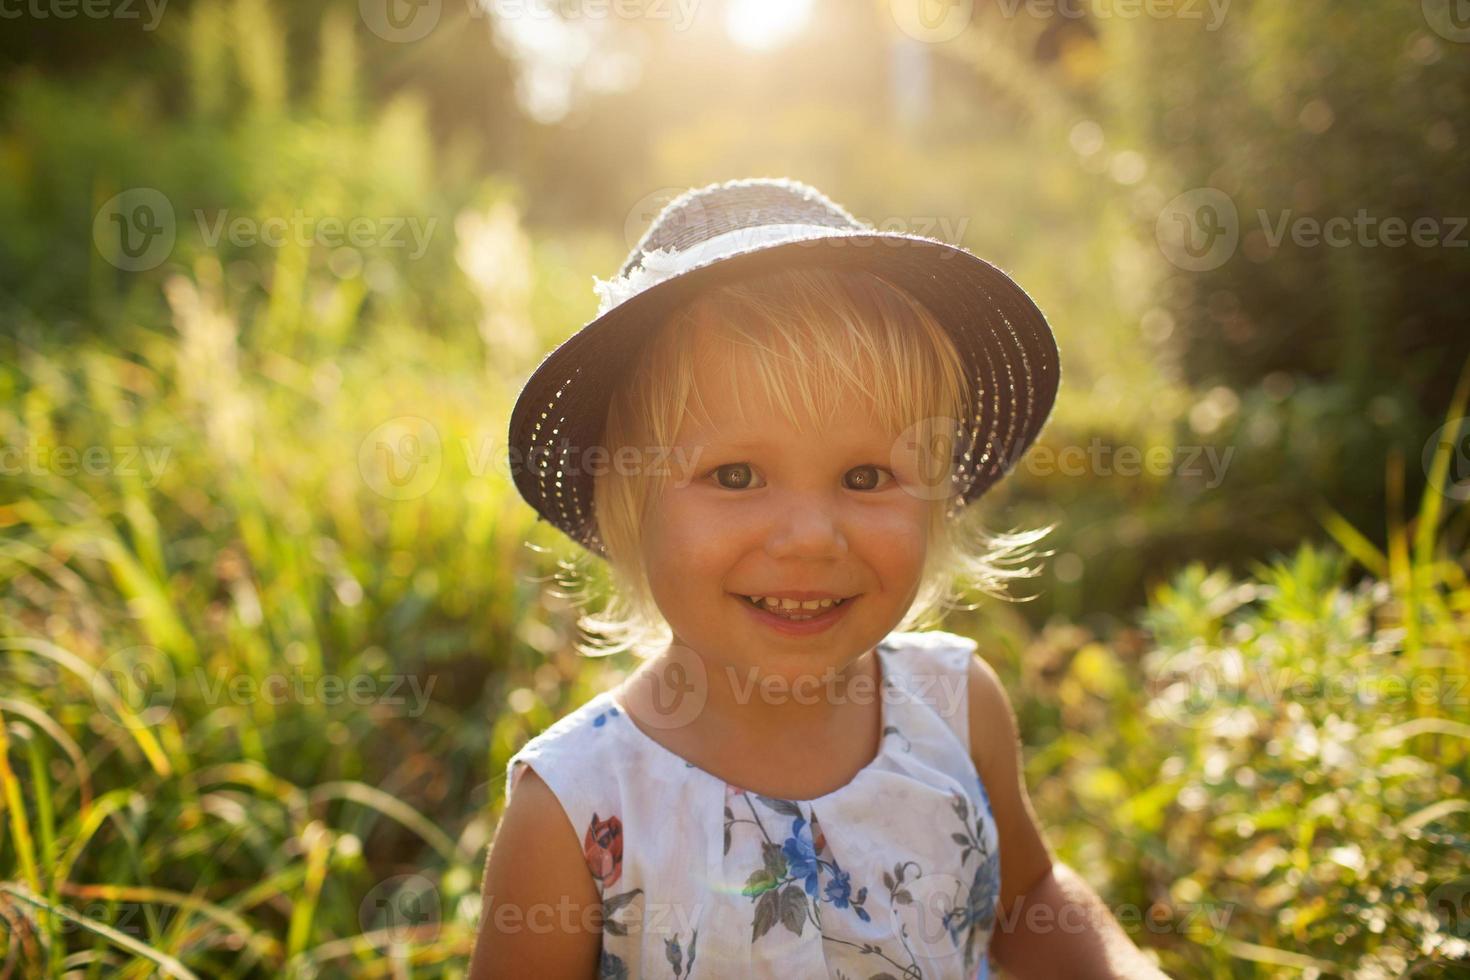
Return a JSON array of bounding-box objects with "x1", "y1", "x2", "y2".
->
[{"x1": 764, "y1": 497, "x2": 848, "y2": 559}]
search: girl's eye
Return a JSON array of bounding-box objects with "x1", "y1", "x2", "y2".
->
[
  {"x1": 711, "y1": 463, "x2": 762, "y2": 490},
  {"x1": 845, "y1": 464, "x2": 894, "y2": 492}
]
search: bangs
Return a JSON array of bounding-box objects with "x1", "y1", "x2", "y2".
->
[{"x1": 675, "y1": 265, "x2": 969, "y2": 447}]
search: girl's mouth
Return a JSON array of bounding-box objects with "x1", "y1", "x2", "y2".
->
[{"x1": 731, "y1": 593, "x2": 858, "y2": 634}]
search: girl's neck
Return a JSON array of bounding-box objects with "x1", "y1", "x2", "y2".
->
[
  {"x1": 615, "y1": 644, "x2": 885, "y2": 796},
  {"x1": 701, "y1": 646, "x2": 880, "y2": 737}
]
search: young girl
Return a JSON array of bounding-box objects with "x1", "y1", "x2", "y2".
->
[{"x1": 472, "y1": 179, "x2": 1169, "y2": 978}]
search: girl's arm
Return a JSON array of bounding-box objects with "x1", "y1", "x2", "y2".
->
[
  {"x1": 468, "y1": 767, "x2": 603, "y2": 979},
  {"x1": 966, "y1": 653, "x2": 1171, "y2": 979}
]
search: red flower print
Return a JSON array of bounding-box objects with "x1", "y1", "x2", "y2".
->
[{"x1": 583, "y1": 812, "x2": 623, "y2": 889}]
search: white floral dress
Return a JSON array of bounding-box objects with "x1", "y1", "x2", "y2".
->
[{"x1": 504, "y1": 629, "x2": 1001, "y2": 979}]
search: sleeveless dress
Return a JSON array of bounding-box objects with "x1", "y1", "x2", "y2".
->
[{"x1": 504, "y1": 629, "x2": 1001, "y2": 979}]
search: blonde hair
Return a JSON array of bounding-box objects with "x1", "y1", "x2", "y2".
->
[{"x1": 563, "y1": 264, "x2": 1052, "y2": 658}]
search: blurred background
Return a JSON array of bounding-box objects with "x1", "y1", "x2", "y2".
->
[{"x1": 2, "y1": 0, "x2": 1468, "y2": 975}]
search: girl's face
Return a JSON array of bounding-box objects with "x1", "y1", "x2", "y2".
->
[{"x1": 641, "y1": 340, "x2": 933, "y2": 684}]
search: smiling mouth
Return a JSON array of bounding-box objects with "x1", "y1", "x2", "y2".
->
[{"x1": 733, "y1": 594, "x2": 854, "y2": 621}]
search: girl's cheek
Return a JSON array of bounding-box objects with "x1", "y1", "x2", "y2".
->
[
  {"x1": 643, "y1": 495, "x2": 740, "y2": 581},
  {"x1": 858, "y1": 507, "x2": 929, "y2": 572},
  {"x1": 855, "y1": 496, "x2": 928, "y2": 535}
]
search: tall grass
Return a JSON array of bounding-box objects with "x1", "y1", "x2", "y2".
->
[{"x1": 0, "y1": 2, "x2": 590, "y2": 974}]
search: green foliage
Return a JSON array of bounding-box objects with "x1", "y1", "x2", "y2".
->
[
  {"x1": 956, "y1": 1, "x2": 1470, "y2": 616},
  {"x1": 975, "y1": 399, "x2": 1470, "y2": 975},
  {"x1": 0, "y1": 0, "x2": 484, "y2": 350},
  {"x1": 966, "y1": 532, "x2": 1470, "y2": 976},
  {"x1": 1099, "y1": 0, "x2": 1470, "y2": 395}
]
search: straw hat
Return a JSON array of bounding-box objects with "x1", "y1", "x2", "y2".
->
[{"x1": 507, "y1": 177, "x2": 1060, "y2": 558}]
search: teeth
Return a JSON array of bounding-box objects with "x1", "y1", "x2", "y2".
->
[
  {"x1": 750, "y1": 596, "x2": 838, "y2": 608},
  {"x1": 743, "y1": 595, "x2": 845, "y2": 617}
]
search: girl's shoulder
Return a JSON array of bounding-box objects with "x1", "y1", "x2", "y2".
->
[
  {"x1": 502, "y1": 690, "x2": 646, "y2": 894},
  {"x1": 878, "y1": 627, "x2": 980, "y2": 682},
  {"x1": 877, "y1": 628, "x2": 981, "y2": 750},
  {"x1": 879, "y1": 626, "x2": 978, "y2": 657},
  {"x1": 504, "y1": 690, "x2": 630, "y2": 804}
]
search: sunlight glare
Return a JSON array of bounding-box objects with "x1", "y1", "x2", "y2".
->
[{"x1": 724, "y1": 0, "x2": 815, "y2": 52}]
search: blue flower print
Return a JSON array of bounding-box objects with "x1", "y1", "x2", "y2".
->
[
  {"x1": 947, "y1": 848, "x2": 999, "y2": 946},
  {"x1": 824, "y1": 867, "x2": 851, "y2": 906},
  {"x1": 823, "y1": 868, "x2": 870, "y2": 921},
  {"x1": 593, "y1": 705, "x2": 621, "y2": 727},
  {"x1": 944, "y1": 791, "x2": 1000, "y2": 972},
  {"x1": 729, "y1": 793, "x2": 872, "y2": 942},
  {"x1": 781, "y1": 816, "x2": 820, "y2": 898}
]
